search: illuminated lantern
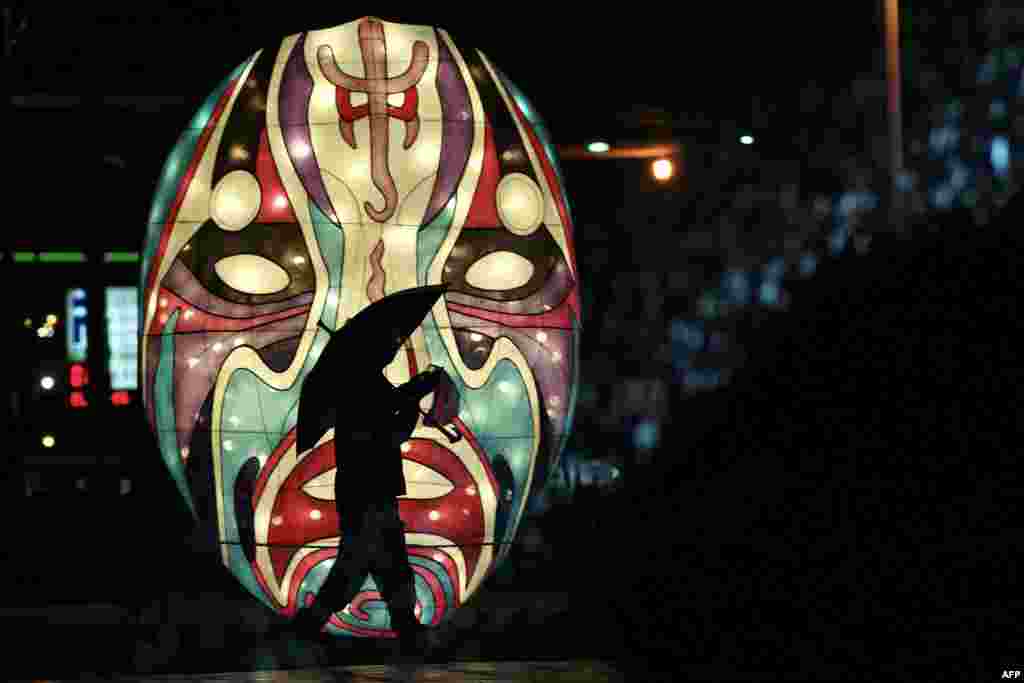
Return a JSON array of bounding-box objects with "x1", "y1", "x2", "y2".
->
[{"x1": 140, "y1": 17, "x2": 580, "y2": 637}]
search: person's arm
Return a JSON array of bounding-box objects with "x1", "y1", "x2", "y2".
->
[
  {"x1": 392, "y1": 366, "x2": 443, "y2": 409},
  {"x1": 391, "y1": 401, "x2": 420, "y2": 443},
  {"x1": 392, "y1": 366, "x2": 463, "y2": 443}
]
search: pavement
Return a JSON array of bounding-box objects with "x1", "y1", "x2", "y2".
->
[
  {"x1": 1, "y1": 492, "x2": 622, "y2": 679},
  {"x1": 0, "y1": 590, "x2": 592, "y2": 679},
  {"x1": 13, "y1": 660, "x2": 628, "y2": 682}
]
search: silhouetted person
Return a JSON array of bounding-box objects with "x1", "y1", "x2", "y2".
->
[{"x1": 285, "y1": 354, "x2": 445, "y2": 655}]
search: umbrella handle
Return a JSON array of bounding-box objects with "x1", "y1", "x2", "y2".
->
[{"x1": 419, "y1": 409, "x2": 462, "y2": 444}]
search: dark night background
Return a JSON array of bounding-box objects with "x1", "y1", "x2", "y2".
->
[{"x1": 2, "y1": 2, "x2": 1022, "y2": 680}]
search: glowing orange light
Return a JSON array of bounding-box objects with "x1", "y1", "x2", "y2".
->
[{"x1": 652, "y1": 158, "x2": 674, "y2": 181}]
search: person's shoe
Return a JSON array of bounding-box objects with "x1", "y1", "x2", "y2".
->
[
  {"x1": 292, "y1": 606, "x2": 329, "y2": 640},
  {"x1": 266, "y1": 607, "x2": 326, "y2": 641},
  {"x1": 265, "y1": 617, "x2": 295, "y2": 641},
  {"x1": 396, "y1": 621, "x2": 428, "y2": 659}
]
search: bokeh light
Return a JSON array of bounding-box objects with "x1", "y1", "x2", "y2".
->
[{"x1": 652, "y1": 158, "x2": 674, "y2": 181}]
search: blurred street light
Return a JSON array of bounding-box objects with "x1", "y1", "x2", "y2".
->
[
  {"x1": 652, "y1": 158, "x2": 674, "y2": 181},
  {"x1": 40, "y1": 376, "x2": 55, "y2": 390},
  {"x1": 740, "y1": 135, "x2": 754, "y2": 145},
  {"x1": 586, "y1": 140, "x2": 610, "y2": 153},
  {"x1": 558, "y1": 141, "x2": 681, "y2": 160},
  {"x1": 41, "y1": 435, "x2": 55, "y2": 448},
  {"x1": 884, "y1": 0, "x2": 905, "y2": 221}
]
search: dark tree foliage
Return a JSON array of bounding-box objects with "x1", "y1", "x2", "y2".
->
[{"x1": 596, "y1": 197, "x2": 1023, "y2": 680}]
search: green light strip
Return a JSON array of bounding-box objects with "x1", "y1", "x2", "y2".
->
[
  {"x1": 39, "y1": 252, "x2": 87, "y2": 263},
  {"x1": 13, "y1": 252, "x2": 36, "y2": 263},
  {"x1": 104, "y1": 252, "x2": 140, "y2": 263}
]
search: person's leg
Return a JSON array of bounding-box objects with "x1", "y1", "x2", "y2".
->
[
  {"x1": 369, "y1": 501, "x2": 421, "y2": 639},
  {"x1": 376, "y1": 563, "x2": 419, "y2": 633},
  {"x1": 303, "y1": 549, "x2": 368, "y2": 629},
  {"x1": 297, "y1": 505, "x2": 371, "y2": 631}
]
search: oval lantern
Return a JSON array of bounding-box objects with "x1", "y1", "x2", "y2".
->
[{"x1": 139, "y1": 16, "x2": 581, "y2": 637}]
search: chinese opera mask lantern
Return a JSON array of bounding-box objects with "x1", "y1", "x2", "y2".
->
[{"x1": 139, "y1": 16, "x2": 581, "y2": 637}]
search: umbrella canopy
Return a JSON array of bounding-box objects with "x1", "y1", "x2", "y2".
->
[{"x1": 296, "y1": 284, "x2": 450, "y2": 455}]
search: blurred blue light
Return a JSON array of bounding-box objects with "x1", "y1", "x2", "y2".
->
[
  {"x1": 684, "y1": 368, "x2": 721, "y2": 388},
  {"x1": 670, "y1": 319, "x2": 705, "y2": 351},
  {"x1": 764, "y1": 256, "x2": 785, "y2": 281},
  {"x1": 759, "y1": 281, "x2": 780, "y2": 304},
  {"x1": 829, "y1": 225, "x2": 848, "y2": 256},
  {"x1": 978, "y1": 57, "x2": 997, "y2": 84},
  {"x1": 584, "y1": 460, "x2": 620, "y2": 485},
  {"x1": 991, "y1": 136, "x2": 1010, "y2": 176},
  {"x1": 945, "y1": 99, "x2": 962, "y2": 121},
  {"x1": 990, "y1": 99, "x2": 1008, "y2": 120},
  {"x1": 633, "y1": 419, "x2": 660, "y2": 450},
  {"x1": 929, "y1": 125, "x2": 959, "y2": 157},
  {"x1": 723, "y1": 269, "x2": 751, "y2": 305},
  {"x1": 931, "y1": 184, "x2": 955, "y2": 209},
  {"x1": 837, "y1": 190, "x2": 879, "y2": 218},
  {"x1": 896, "y1": 171, "x2": 914, "y2": 192},
  {"x1": 948, "y1": 159, "x2": 970, "y2": 191},
  {"x1": 799, "y1": 253, "x2": 817, "y2": 277}
]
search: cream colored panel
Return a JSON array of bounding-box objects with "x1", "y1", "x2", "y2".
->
[
  {"x1": 213, "y1": 254, "x2": 291, "y2": 294},
  {"x1": 308, "y1": 114, "x2": 445, "y2": 227},
  {"x1": 396, "y1": 172, "x2": 437, "y2": 229},
  {"x1": 210, "y1": 170, "x2": 262, "y2": 231},
  {"x1": 496, "y1": 172, "x2": 544, "y2": 236},
  {"x1": 464, "y1": 251, "x2": 535, "y2": 291},
  {"x1": 394, "y1": 118, "x2": 445, "y2": 208},
  {"x1": 398, "y1": 459, "x2": 455, "y2": 500},
  {"x1": 303, "y1": 459, "x2": 455, "y2": 501}
]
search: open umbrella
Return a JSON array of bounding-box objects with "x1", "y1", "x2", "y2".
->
[{"x1": 296, "y1": 283, "x2": 460, "y2": 454}]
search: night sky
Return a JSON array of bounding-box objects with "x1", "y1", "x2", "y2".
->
[
  {"x1": 12, "y1": 5, "x2": 881, "y2": 137},
  {"x1": 8, "y1": 5, "x2": 883, "y2": 249}
]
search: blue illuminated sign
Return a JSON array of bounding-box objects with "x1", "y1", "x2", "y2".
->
[
  {"x1": 106, "y1": 287, "x2": 139, "y2": 391},
  {"x1": 66, "y1": 288, "x2": 88, "y2": 362}
]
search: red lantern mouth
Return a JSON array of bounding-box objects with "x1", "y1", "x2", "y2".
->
[{"x1": 249, "y1": 418, "x2": 498, "y2": 632}]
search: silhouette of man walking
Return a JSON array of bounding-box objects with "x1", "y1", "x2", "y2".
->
[{"x1": 285, "y1": 356, "x2": 445, "y2": 654}]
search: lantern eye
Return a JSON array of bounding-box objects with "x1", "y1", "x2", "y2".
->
[
  {"x1": 213, "y1": 254, "x2": 292, "y2": 295},
  {"x1": 464, "y1": 251, "x2": 535, "y2": 291}
]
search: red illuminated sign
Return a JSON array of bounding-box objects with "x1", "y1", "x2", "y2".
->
[
  {"x1": 70, "y1": 363, "x2": 90, "y2": 389},
  {"x1": 69, "y1": 391, "x2": 89, "y2": 409},
  {"x1": 111, "y1": 391, "x2": 131, "y2": 407}
]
